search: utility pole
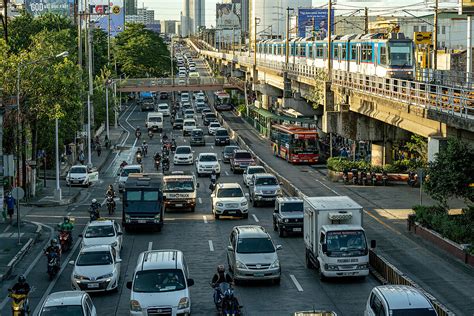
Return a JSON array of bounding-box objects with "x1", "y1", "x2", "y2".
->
[
  {"x1": 433, "y1": 0, "x2": 438, "y2": 70},
  {"x1": 364, "y1": 7, "x2": 369, "y2": 34},
  {"x1": 285, "y1": 7, "x2": 290, "y2": 66},
  {"x1": 107, "y1": 8, "x2": 111, "y2": 65},
  {"x1": 87, "y1": 17, "x2": 94, "y2": 166},
  {"x1": 254, "y1": 17, "x2": 258, "y2": 65},
  {"x1": 468, "y1": 16, "x2": 472, "y2": 84},
  {"x1": 1, "y1": 0, "x2": 8, "y2": 44},
  {"x1": 327, "y1": 0, "x2": 333, "y2": 80}
]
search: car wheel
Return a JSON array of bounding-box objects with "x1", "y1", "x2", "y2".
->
[
  {"x1": 252, "y1": 199, "x2": 257, "y2": 207},
  {"x1": 214, "y1": 213, "x2": 220, "y2": 220},
  {"x1": 273, "y1": 278, "x2": 281, "y2": 285},
  {"x1": 242, "y1": 213, "x2": 248, "y2": 219}
]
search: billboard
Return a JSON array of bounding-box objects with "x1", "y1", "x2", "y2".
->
[
  {"x1": 297, "y1": 8, "x2": 334, "y2": 39},
  {"x1": 25, "y1": 0, "x2": 74, "y2": 17},
  {"x1": 216, "y1": 1, "x2": 242, "y2": 44},
  {"x1": 459, "y1": 0, "x2": 474, "y2": 14},
  {"x1": 89, "y1": 0, "x2": 125, "y2": 37}
]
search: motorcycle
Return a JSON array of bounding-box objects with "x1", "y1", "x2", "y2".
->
[
  {"x1": 8, "y1": 289, "x2": 29, "y2": 316},
  {"x1": 142, "y1": 145, "x2": 148, "y2": 156},
  {"x1": 135, "y1": 130, "x2": 141, "y2": 139},
  {"x1": 136, "y1": 152, "x2": 143, "y2": 164},
  {"x1": 360, "y1": 169, "x2": 368, "y2": 186},
  {"x1": 351, "y1": 168, "x2": 359, "y2": 185},
  {"x1": 89, "y1": 207, "x2": 100, "y2": 221},
  {"x1": 170, "y1": 139, "x2": 177, "y2": 152},
  {"x1": 46, "y1": 252, "x2": 60, "y2": 280},
  {"x1": 106, "y1": 195, "x2": 116, "y2": 215},
  {"x1": 58, "y1": 230, "x2": 72, "y2": 252},
  {"x1": 162, "y1": 146, "x2": 170, "y2": 157},
  {"x1": 154, "y1": 158, "x2": 161, "y2": 170},
  {"x1": 213, "y1": 283, "x2": 241, "y2": 316},
  {"x1": 148, "y1": 130, "x2": 153, "y2": 139},
  {"x1": 382, "y1": 170, "x2": 389, "y2": 186},
  {"x1": 209, "y1": 174, "x2": 217, "y2": 191},
  {"x1": 370, "y1": 171, "x2": 377, "y2": 186},
  {"x1": 342, "y1": 169, "x2": 349, "y2": 184},
  {"x1": 162, "y1": 160, "x2": 170, "y2": 173},
  {"x1": 407, "y1": 171, "x2": 418, "y2": 187}
]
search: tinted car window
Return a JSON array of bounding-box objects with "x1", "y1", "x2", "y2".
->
[
  {"x1": 234, "y1": 152, "x2": 252, "y2": 159},
  {"x1": 192, "y1": 130, "x2": 203, "y2": 136},
  {"x1": 176, "y1": 147, "x2": 191, "y2": 154},
  {"x1": 237, "y1": 237, "x2": 275, "y2": 254},
  {"x1": 217, "y1": 188, "x2": 243, "y2": 198},
  {"x1": 255, "y1": 177, "x2": 278, "y2": 186},
  {"x1": 199, "y1": 155, "x2": 217, "y2": 162},
  {"x1": 133, "y1": 269, "x2": 186, "y2": 293},
  {"x1": 216, "y1": 129, "x2": 228, "y2": 136}
]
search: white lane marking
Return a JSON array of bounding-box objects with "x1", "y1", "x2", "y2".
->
[
  {"x1": 252, "y1": 214, "x2": 259, "y2": 223},
  {"x1": 314, "y1": 178, "x2": 340, "y2": 196},
  {"x1": 198, "y1": 197, "x2": 202, "y2": 204},
  {"x1": 203, "y1": 215, "x2": 208, "y2": 223},
  {"x1": 211, "y1": 145, "x2": 214, "y2": 149},
  {"x1": 208, "y1": 240, "x2": 214, "y2": 252},
  {"x1": 183, "y1": 139, "x2": 187, "y2": 142},
  {"x1": 148, "y1": 241, "x2": 153, "y2": 251},
  {"x1": 225, "y1": 171, "x2": 229, "y2": 176},
  {"x1": 290, "y1": 274, "x2": 304, "y2": 292},
  {"x1": 31, "y1": 225, "x2": 84, "y2": 315},
  {"x1": 26, "y1": 214, "x2": 122, "y2": 220},
  {"x1": 3, "y1": 225, "x2": 11, "y2": 233}
]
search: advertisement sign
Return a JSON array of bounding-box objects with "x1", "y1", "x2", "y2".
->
[
  {"x1": 89, "y1": 0, "x2": 125, "y2": 37},
  {"x1": 25, "y1": 0, "x2": 73, "y2": 17},
  {"x1": 216, "y1": 1, "x2": 241, "y2": 44},
  {"x1": 459, "y1": 0, "x2": 474, "y2": 14},
  {"x1": 413, "y1": 32, "x2": 432, "y2": 45},
  {"x1": 297, "y1": 8, "x2": 334, "y2": 39}
]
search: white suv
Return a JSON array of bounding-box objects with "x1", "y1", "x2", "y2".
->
[
  {"x1": 195, "y1": 153, "x2": 220, "y2": 177},
  {"x1": 211, "y1": 183, "x2": 249, "y2": 219},
  {"x1": 127, "y1": 250, "x2": 194, "y2": 316},
  {"x1": 173, "y1": 146, "x2": 194, "y2": 165},
  {"x1": 157, "y1": 103, "x2": 170, "y2": 116},
  {"x1": 183, "y1": 119, "x2": 196, "y2": 136}
]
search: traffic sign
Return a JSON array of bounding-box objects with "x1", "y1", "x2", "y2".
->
[
  {"x1": 414, "y1": 32, "x2": 432, "y2": 45},
  {"x1": 11, "y1": 187, "x2": 25, "y2": 200}
]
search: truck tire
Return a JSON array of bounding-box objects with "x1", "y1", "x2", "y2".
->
[
  {"x1": 278, "y1": 226, "x2": 285, "y2": 237},
  {"x1": 190, "y1": 206, "x2": 195, "y2": 212},
  {"x1": 242, "y1": 213, "x2": 248, "y2": 219},
  {"x1": 318, "y1": 268, "x2": 327, "y2": 282},
  {"x1": 305, "y1": 250, "x2": 314, "y2": 269}
]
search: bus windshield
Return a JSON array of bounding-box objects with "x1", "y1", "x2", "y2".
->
[
  {"x1": 388, "y1": 42, "x2": 412, "y2": 67},
  {"x1": 291, "y1": 137, "x2": 319, "y2": 154}
]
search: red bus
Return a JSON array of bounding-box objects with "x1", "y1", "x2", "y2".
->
[{"x1": 270, "y1": 124, "x2": 319, "y2": 164}]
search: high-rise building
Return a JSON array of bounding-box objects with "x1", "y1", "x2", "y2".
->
[
  {"x1": 124, "y1": 0, "x2": 137, "y2": 15},
  {"x1": 194, "y1": 0, "x2": 205, "y2": 31},
  {"x1": 181, "y1": 0, "x2": 205, "y2": 36},
  {"x1": 125, "y1": 7, "x2": 157, "y2": 24},
  {"x1": 181, "y1": 0, "x2": 191, "y2": 36}
]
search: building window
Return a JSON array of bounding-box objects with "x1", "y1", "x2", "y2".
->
[
  {"x1": 442, "y1": 41, "x2": 446, "y2": 48},
  {"x1": 421, "y1": 25, "x2": 427, "y2": 32},
  {"x1": 414, "y1": 26, "x2": 419, "y2": 33},
  {"x1": 442, "y1": 26, "x2": 446, "y2": 34}
]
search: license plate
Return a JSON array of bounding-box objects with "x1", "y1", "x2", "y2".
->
[
  {"x1": 227, "y1": 211, "x2": 236, "y2": 215},
  {"x1": 138, "y1": 220, "x2": 146, "y2": 224},
  {"x1": 293, "y1": 228, "x2": 302, "y2": 232},
  {"x1": 73, "y1": 180, "x2": 80, "y2": 184},
  {"x1": 264, "y1": 198, "x2": 274, "y2": 201},
  {"x1": 175, "y1": 204, "x2": 183, "y2": 207},
  {"x1": 254, "y1": 273, "x2": 264, "y2": 277},
  {"x1": 87, "y1": 283, "x2": 99, "y2": 288}
]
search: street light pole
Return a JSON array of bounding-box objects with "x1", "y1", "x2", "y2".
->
[
  {"x1": 105, "y1": 81, "x2": 110, "y2": 140},
  {"x1": 54, "y1": 117, "x2": 61, "y2": 200}
]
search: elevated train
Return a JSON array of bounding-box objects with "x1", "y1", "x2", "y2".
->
[{"x1": 256, "y1": 33, "x2": 414, "y2": 79}]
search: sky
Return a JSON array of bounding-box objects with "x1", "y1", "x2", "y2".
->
[{"x1": 144, "y1": 0, "x2": 457, "y2": 27}]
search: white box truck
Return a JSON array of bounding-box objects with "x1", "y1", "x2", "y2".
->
[{"x1": 303, "y1": 196, "x2": 373, "y2": 280}]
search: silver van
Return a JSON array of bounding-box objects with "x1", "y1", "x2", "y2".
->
[
  {"x1": 127, "y1": 250, "x2": 194, "y2": 316},
  {"x1": 227, "y1": 225, "x2": 282, "y2": 285},
  {"x1": 248, "y1": 173, "x2": 283, "y2": 207}
]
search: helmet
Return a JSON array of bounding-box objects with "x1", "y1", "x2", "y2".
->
[
  {"x1": 92, "y1": 198, "x2": 97, "y2": 203},
  {"x1": 64, "y1": 216, "x2": 70, "y2": 222},
  {"x1": 143, "y1": 141, "x2": 147, "y2": 144},
  {"x1": 18, "y1": 275, "x2": 26, "y2": 284},
  {"x1": 51, "y1": 238, "x2": 58, "y2": 246},
  {"x1": 212, "y1": 169, "x2": 216, "y2": 174},
  {"x1": 217, "y1": 265, "x2": 225, "y2": 273}
]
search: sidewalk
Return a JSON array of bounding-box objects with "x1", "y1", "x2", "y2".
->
[
  {"x1": 27, "y1": 126, "x2": 125, "y2": 207},
  {"x1": 0, "y1": 221, "x2": 41, "y2": 281}
]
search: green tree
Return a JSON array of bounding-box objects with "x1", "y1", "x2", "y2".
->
[
  {"x1": 114, "y1": 23, "x2": 171, "y2": 77},
  {"x1": 424, "y1": 138, "x2": 474, "y2": 207},
  {"x1": 405, "y1": 134, "x2": 428, "y2": 166}
]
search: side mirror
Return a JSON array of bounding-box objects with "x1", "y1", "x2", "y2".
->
[
  {"x1": 322, "y1": 243, "x2": 328, "y2": 253},
  {"x1": 244, "y1": 193, "x2": 249, "y2": 198},
  {"x1": 210, "y1": 194, "x2": 215, "y2": 198},
  {"x1": 370, "y1": 240, "x2": 376, "y2": 249},
  {"x1": 187, "y1": 278, "x2": 195, "y2": 286},
  {"x1": 196, "y1": 183, "x2": 200, "y2": 188},
  {"x1": 78, "y1": 234, "x2": 83, "y2": 238},
  {"x1": 126, "y1": 281, "x2": 132, "y2": 289},
  {"x1": 117, "y1": 232, "x2": 123, "y2": 236},
  {"x1": 69, "y1": 260, "x2": 75, "y2": 265},
  {"x1": 276, "y1": 245, "x2": 282, "y2": 251},
  {"x1": 279, "y1": 182, "x2": 283, "y2": 185},
  {"x1": 227, "y1": 245, "x2": 233, "y2": 251}
]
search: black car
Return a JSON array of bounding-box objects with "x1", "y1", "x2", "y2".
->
[
  {"x1": 273, "y1": 197, "x2": 304, "y2": 237},
  {"x1": 159, "y1": 92, "x2": 168, "y2": 100},
  {"x1": 215, "y1": 128, "x2": 230, "y2": 146},
  {"x1": 201, "y1": 108, "x2": 212, "y2": 119},
  {"x1": 222, "y1": 145, "x2": 239, "y2": 163},
  {"x1": 190, "y1": 129, "x2": 205, "y2": 146},
  {"x1": 173, "y1": 118, "x2": 184, "y2": 129},
  {"x1": 203, "y1": 113, "x2": 218, "y2": 126}
]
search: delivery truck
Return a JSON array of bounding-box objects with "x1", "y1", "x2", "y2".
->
[{"x1": 303, "y1": 196, "x2": 373, "y2": 280}]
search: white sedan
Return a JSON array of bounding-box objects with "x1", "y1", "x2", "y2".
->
[
  {"x1": 38, "y1": 291, "x2": 97, "y2": 316},
  {"x1": 208, "y1": 122, "x2": 221, "y2": 135},
  {"x1": 81, "y1": 219, "x2": 123, "y2": 252},
  {"x1": 70, "y1": 245, "x2": 121, "y2": 292},
  {"x1": 174, "y1": 146, "x2": 194, "y2": 165}
]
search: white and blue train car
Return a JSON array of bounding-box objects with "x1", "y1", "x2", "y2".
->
[{"x1": 256, "y1": 33, "x2": 415, "y2": 80}]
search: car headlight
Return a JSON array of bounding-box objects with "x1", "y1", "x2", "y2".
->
[
  {"x1": 241, "y1": 200, "x2": 248, "y2": 206},
  {"x1": 130, "y1": 300, "x2": 142, "y2": 312},
  {"x1": 255, "y1": 190, "x2": 263, "y2": 195},
  {"x1": 270, "y1": 259, "x2": 280, "y2": 269},
  {"x1": 73, "y1": 274, "x2": 88, "y2": 280},
  {"x1": 216, "y1": 202, "x2": 224, "y2": 207},
  {"x1": 283, "y1": 218, "x2": 289, "y2": 223},
  {"x1": 236, "y1": 260, "x2": 247, "y2": 269},
  {"x1": 155, "y1": 214, "x2": 161, "y2": 220},
  {"x1": 325, "y1": 264, "x2": 339, "y2": 271},
  {"x1": 357, "y1": 263, "x2": 369, "y2": 269},
  {"x1": 178, "y1": 297, "x2": 190, "y2": 309},
  {"x1": 98, "y1": 273, "x2": 114, "y2": 279}
]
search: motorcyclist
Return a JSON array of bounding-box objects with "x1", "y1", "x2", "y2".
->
[
  {"x1": 210, "y1": 170, "x2": 217, "y2": 191},
  {"x1": 162, "y1": 132, "x2": 169, "y2": 143},
  {"x1": 154, "y1": 152, "x2": 162, "y2": 162},
  {"x1": 106, "y1": 184, "x2": 116, "y2": 198},
  {"x1": 44, "y1": 239, "x2": 61, "y2": 270},
  {"x1": 162, "y1": 154, "x2": 170, "y2": 172},
  {"x1": 90, "y1": 198, "x2": 101, "y2": 220},
  {"x1": 211, "y1": 265, "x2": 234, "y2": 306},
  {"x1": 120, "y1": 160, "x2": 128, "y2": 169},
  {"x1": 142, "y1": 141, "x2": 148, "y2": 155},
  {"x1": 11, "y1": 275, "x2": 30, "y2": 296},
  {"x1": 58, "y1": 216, "x2": 74, "y2": 232},
  {"x1": 135, "y1": 127, "x2": 141, "y2": 138}
]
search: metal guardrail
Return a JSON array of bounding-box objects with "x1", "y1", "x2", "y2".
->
[
  {"x1": 191, "y1": 39, "x2": 474, "y2": 123},
  {"x1": 120, "y1": 77, "x2": 226, "y2": 87}
]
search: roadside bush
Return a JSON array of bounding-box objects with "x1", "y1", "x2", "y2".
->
[
  {"x1": 327, "y1": 157, "x2": 401, "y2": 173},
  {"x1": 236, "y1": 104, "x2": 246, "y2": 115}
]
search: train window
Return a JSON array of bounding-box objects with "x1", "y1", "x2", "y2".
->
[
  {"x1": 351, "y1": 45, "x2": 357, "y2": 60},
  {"x1": 333, "y1": 46, "x2": 339, "y2": 59},
  {"x1": 300, "y1": 45, "x2": 306, "y2": 57},
  {"x1": 341, "y1": 44, "x2": 347, "y2": 59},
  {"x1": 291, "y1": 44, "x2": 296, "y2": 56},
  {"x1": 316, "y1": 45, "x2": 323, "y2": 58},
  {"x1": 361, "y1": 46, "x2": 367, "y2": 60},
  {"x1": 367, "y1": 45, "x2": 373, "y2": 61},
  {"x1": 379, "y1": 46, "x2": 387, "y2": 65},
  {"x1": 308, "y1": 46, "x2": 314, "y2": 58}
]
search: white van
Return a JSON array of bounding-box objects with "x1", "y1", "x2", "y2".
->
[
  {"x1": 118, "y1": 164, "x2": 143, "y2": 192},
  {"x1": 145, "y1": 112, "x2": 163, "y2": 132},
  {"x1": 127, "y1": 250, "x2": 194, "y2": 316},
  {"x1": 182, "y1": 119, "x2": 196, "y2": 136},
  {"x1": 157, "y1": 103, "x2": 171, "y2": 116}
]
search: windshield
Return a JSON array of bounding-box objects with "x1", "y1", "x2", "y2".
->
[
  {"x1": 280, "y1": 202, "x2": 303, "y2": 212},
  {"x1": 176, "y1": 147, "x2": 191, "y2": 154},
  {"x1": 205, "y1": 114, "x2": 217, "y2": 119},
  {"x1": 133, "y1": 269, "x2": 186, "y2": 293},
  {"x1": 224, "y1": 146, "x2": 239, "y2": 154},
  {"x1": 234, "y1": 152, "x2": 252, "y2": 159},
  {"x1": 237, "y1": 237, "x2": 275, "y2": 254},
  {"x1": 210, "y1": 123, "x2": 220, "y2": 127},
  {"x1": 76, "y1": 251, "x2": 113, "y2": 266},
  {"x1": 216, "y1": 130, "x2": 229, "y2": 136},
  {"x1": 248, "y1": 167, "x2": 265, "y2": 175},
  {"x1": 255, "y1": 177, "x2": 278, "y2": 186},
  {"x1": 185, "y1": 110, "x2": 194, "y2": 114},
  {"x1": 40, "y1": 306, "x2": 84, "y2": 316},
  {"x1": 217, "y1": 188, "x2": 243, "y2": 198},
  {"x1": 125, "y1": 190, "x2": 159, "y2": 201},
  {"x1": 291, "y1": 138, "x2": 319, "y2": 154},
  {"x1": 388, "y1": 42, "x2": 412, "y2": 67},
  {"x1": 326, "y1": 230, "x2": 368, "y2": 257},
  {"x1": 175, "y1": 118, "x2": 183, "y2": 123},
  {"x1": 200, "y1": 155, "x2": 217, "y2": 162},
  {"x1": 120, "y1": 168, "x2": 141, "y2": 177},
  {"x1": 70, "y1": 167, "x2": 87, "y2": 174},
  {"x1": 85, "y1": 225, "x2": 115, "y2": 238},
  {"x1": 163, "y1": 180, "x2": 194, "y2": 192},
  {"x1": 158, "y1": 105, "x2": 168, "y2": 110},
  {"x1": 391, "y1": 309, "x2": 437, "y2": 316},
  {"x1": 184, "y1": 121, "x2": 195, "y2": 126},
  {"x1": 148, "y1": 117, "x2": 162, "y2": 122},
  {"x1": 192, "y1": 131, "x2": 203, "y2": 136}
]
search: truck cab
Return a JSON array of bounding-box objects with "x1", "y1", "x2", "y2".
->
[
  {"x1": 273, "y1": 197, "x2": 304, "y2": 237},
  {"x1": 122, "y1": 173, "x2": 163, "y2": 232},
  {"x1": 162, "y1": 171, "x2": 199, "y2": 212}
]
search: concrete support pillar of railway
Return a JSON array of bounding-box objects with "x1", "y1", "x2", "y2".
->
[
  {"x1": 262, "y1": 94, "x2": 270, "y2": 110},
  {"x1": 427, "y1": 136, "x2": 448, "y2": 163},
  {"x1": 371, "y1": 141, "x2": 392, "y2": 166}
]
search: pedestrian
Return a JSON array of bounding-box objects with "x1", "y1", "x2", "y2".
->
[
  {"x1": 96, "y1": 143, "x2": 102, "y2": 157},
  {"x1": 79, "y1": 151, "x2": 85, "y2": 165},
  {"x1": 5, "y1": 193, "x2": 15, "y2": 224}
]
